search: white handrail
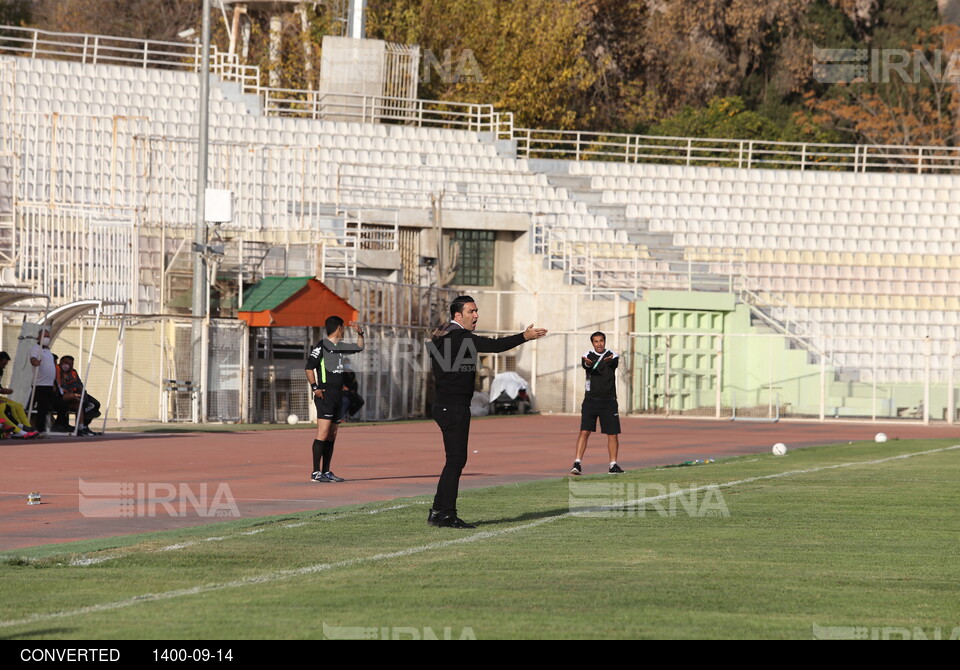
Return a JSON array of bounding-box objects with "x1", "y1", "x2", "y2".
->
[
  {"x1": 8, "y1": 23, "x2": 960, "y2": 169},
  {"x1": 513, "y1": 127, "x2": 960, "y2": 173},
  {"x1": 262, "y1": 87, "x2": 498, "y2": 131}
]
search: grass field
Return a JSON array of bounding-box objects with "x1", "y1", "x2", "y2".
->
[{"x1": 3, "y1": 439, "x2": 960, "y2": 640}]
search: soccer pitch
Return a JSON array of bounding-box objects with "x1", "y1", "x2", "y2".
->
[{"x1": 2, "y1": 440, "x2": 960, "y2": 640}]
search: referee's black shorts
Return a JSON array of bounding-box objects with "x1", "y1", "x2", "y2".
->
[
  {"x1": 314, "y1": 388, "x2": 344, "y2": 423},
  {"x1": 580, "y1": 397, "x2": 620, "y2": 435}
]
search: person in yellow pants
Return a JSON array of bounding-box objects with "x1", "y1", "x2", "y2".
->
[{"x1": 0, "y1": 351, "x2": 40, "y2": 439}]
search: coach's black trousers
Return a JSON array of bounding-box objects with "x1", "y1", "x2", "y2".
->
[{"x1": 432, "y1": 403, "x2": 472, "y2": 514}]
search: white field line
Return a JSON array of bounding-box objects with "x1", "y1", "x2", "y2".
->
[
  {"x1": 1, "y1": 515, "x2": 563, "y2": 629},
  {"x1": 61, "y1": 503, "x2": 423, "y2": 566},
  {"x1": 3, "y1": 445, "x2": 958, "y2": 630},
  {"x1": 616, "y1": 445, "x2": 960, "y2": 510}
]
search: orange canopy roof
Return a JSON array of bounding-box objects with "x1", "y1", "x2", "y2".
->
[{"x1": 237, "y1": 277, "x2": 358, "y2": 328}]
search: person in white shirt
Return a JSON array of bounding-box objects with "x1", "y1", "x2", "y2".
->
[{"x1": 29, "y1": 329, "x2": 64, "y2": 433}]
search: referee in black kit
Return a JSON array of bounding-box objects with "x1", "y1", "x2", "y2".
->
[
  {"x1": 305, "y1": 316, "x2": 364, "y2": 483},
  {"x1": 427, "y1": 295, "x2": 547, "y2": 529}
]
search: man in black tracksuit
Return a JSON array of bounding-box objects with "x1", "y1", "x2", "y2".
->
[
  {"x1": 570, "y1": 331, "x2": 624, "y2": 476},
  {"x1": 427, "y1": 295, "x2": 547, "y2": 529}
]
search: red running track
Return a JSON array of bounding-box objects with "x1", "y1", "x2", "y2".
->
[{"x1": 2, "y1": 415, "x2": 958, "y2": 551}]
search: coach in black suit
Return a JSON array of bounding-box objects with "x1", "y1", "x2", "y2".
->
[{"x1": 426, "y1": 295, "x2": 547, "y2": 529}]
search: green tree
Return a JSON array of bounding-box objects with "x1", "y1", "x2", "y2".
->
[{"x1": 650, "y1": 95, "x2": 840, "y2": 144}]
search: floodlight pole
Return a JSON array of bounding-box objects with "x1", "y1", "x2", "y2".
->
[
  {"x1": 192, "y1": 0, "x2": 212, "y2": 422},
  {"x1": 348, "y1": 0, "x2": 368, "y2": 39}
]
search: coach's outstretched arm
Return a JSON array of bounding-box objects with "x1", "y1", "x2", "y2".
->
[
  {"x1": 473, "y1": 324, "x2": 547, "y2": 353},
  {"x1": 523, "y1": 324, "x2": 548, "y2": 340}
]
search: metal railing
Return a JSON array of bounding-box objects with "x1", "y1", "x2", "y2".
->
[
  {"x1": 557, "y1": 243, "x2": 741, "y2": 297},
  {"x1": 323, "y1": 276, "x2": 459, "y2": 329},
  {"x1": 0, "y1": 57, "x2": 13, "y2": 155},
  {"x1": 334, "y1": 162, "x2": 535, "y2": 213},
  {"x1": 346, "y1": 218, "x2": 399, "y2": 252},
  {"x1": 736, "y1": 286, "x2": 824, "y2": 357},
  {"x1": 0, "y1": 25, "x2": 258, "y2": 93},
  {"x1": 263, "y1": 87, "x2": 500, "y2": 132},
  {"x1": 514, "y1": 127, "x2": 960, "y2": 174}
]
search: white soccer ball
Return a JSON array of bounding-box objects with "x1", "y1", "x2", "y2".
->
[
  {"x1": 287, "y1": 414, "x2": 299, "y2": 425},
  {"x1": 772, "y1": 443, "x2": 787, "y2": 456},
  {"x1": 875, "y1": 432, "x2": 888, "y2": 443}
]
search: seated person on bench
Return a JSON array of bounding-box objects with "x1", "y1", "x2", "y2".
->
[
  {"x1": 0, "y1": 351, "x2": 40, "y2": 439},
  {"x1": 56, "y1": 355, "x2": 102, "y2": 437}
]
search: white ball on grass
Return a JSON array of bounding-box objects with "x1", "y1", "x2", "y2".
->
[
  {"x1": 287, "y1": 414, "x2": 299, "y2": 425},
  {"x1": 772, "y1": 442, "x2": 787, "y2": 456},
  {"x1": 875, "y1": 432, "x2": 888, "y2": 443}
]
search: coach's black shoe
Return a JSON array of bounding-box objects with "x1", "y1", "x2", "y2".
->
[
  {"x1": 608, "y1": 463, "x2": 624, "y2": 474},
  {"x1": 427, "y1": 510, "x2": 476, "y2": 529},
  {"x1": 323, "y1": 471, "x2": 345, "y2": 482},
  {"x1": 436, "y1": 516, "x2": 477, "y2": 529},
  {"x1": 570, "y1": 461, "x2": 582, "y2": 476},
  {"x1": 310, "y1": 471, "x2": 329, "y2": 483}
]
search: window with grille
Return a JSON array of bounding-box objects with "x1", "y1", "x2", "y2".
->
[{"x1": 452, "y1": 229, "x2": 495, "y2": 286}]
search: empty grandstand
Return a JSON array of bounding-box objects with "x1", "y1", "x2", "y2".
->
[{"x1": 2, "y1": 18, "x2": 959, "y2": 425}]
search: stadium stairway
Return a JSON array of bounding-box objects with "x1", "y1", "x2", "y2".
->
[{"x1": 538, "y1": 167, "x2": 731, "y2": 295}]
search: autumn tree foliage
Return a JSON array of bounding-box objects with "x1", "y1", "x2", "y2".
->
[
  {"x1": 803, "y1": 0, "x2": 960, "y2": 148},
  {"x1": 807, "y1": 24, "x2": 960, "y2": 147},
  {"x1": 368, "y1": 0, "x2": 600, "y2": 129},
  {"x1": 30, "y1": 0, "x2": 201, "y2": 43},
  {"x1": 0, "y1": 0, "x2": 31, "y2": 27},
  {"x1": 575, "y1": 0, "x2": 648, "y2": 130}
]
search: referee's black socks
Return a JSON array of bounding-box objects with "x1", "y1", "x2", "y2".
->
[
  {"x1": 312, "y1": 439, "x2": 325, "y2": 473},
  {"x1": 322, "y1": 439, "x2": 335, "y2": 473}
]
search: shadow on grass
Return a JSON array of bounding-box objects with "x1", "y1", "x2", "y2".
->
[
  {"x1": 476, "y1": 507, "x2": 569, "y2": 527},
  {"x1": 2, "y1": 627, "x2": 76, "y2": 640}
]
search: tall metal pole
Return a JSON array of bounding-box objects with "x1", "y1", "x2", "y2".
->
[
  {"x1": 348, "y1": 0, "x2": 367, "y2": 39},
  {"x1": 193, "y1": 0, "x2": 212, "y2": 422}
]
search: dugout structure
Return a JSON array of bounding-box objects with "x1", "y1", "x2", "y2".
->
[{"x1": 8, "y1": 298, "x2": 127, "y2": 434}]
